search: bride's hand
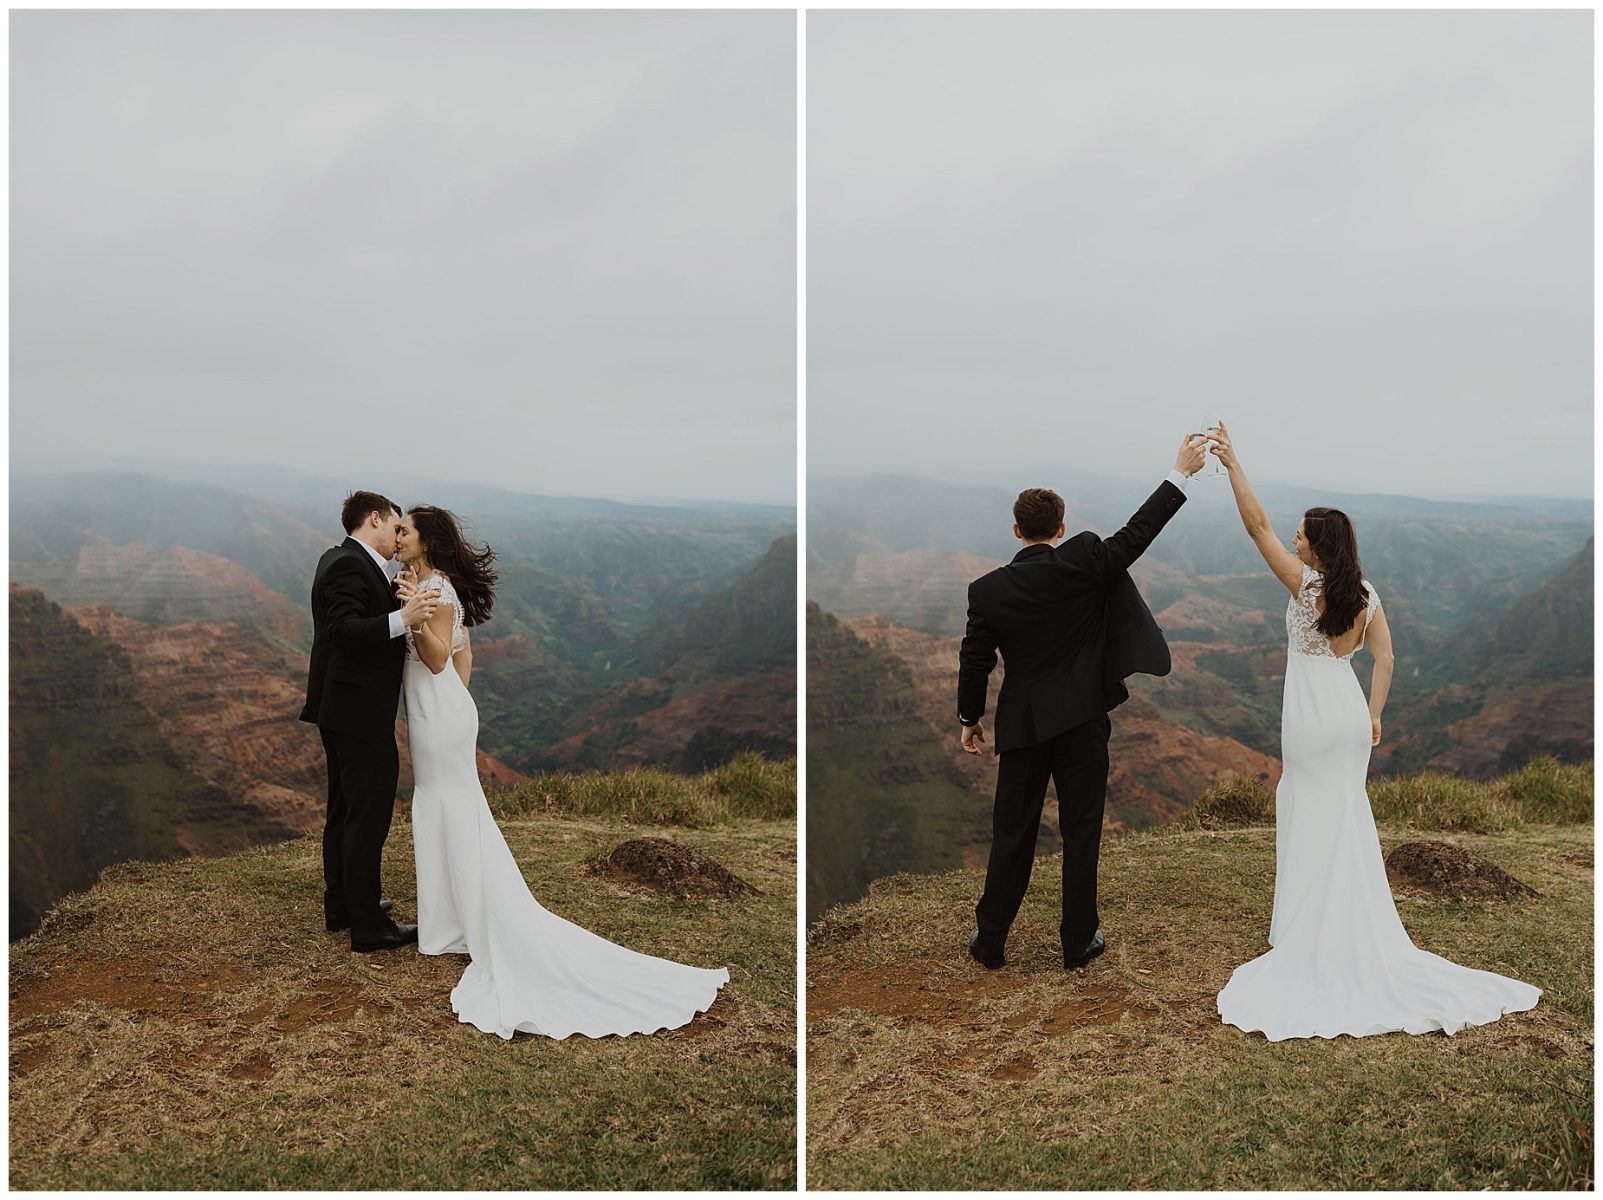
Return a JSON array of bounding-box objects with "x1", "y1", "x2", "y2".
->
[
  {"x1": 1207, "y1": 420, "x2": 1240, "y2": 471},
  {"x1": 395, "y1": 564, "x2": 421, "y2": 601},
  {"x1": 1371, "y1": 716, "x2": 1382, "y2": 746}
]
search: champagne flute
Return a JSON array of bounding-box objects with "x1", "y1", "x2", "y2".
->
[{"x1": 1196, "y1": 414, "x2": 1226, "y2": 477}]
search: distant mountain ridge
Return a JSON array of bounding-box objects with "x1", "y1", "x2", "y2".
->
[
  {"x1": 530, "y1": 535, "x2": 797, "y2": 772},
  {"x1": 805, "y1": 600, "x2": 1281, "y2": 921},
  {"x1": 9, "y1": 586, "x2": 298, "y2": 939},
  {"x1": 805, "y1": 474, "x2": 1591, "y2": 919},
  {"x1": 808, "y1": 471, "x2": 1591, "y2": 776},
  {"x1": 1376, "y1": 537, "x2": 1594, "y2": 776},
  {"x1": 8, "y1": 583, "x2": 527, "y2": 940},
  {"x1": 10, "y1": 469, "x2": 797, "y2": 939},
  {"x1": 810, "y1": 473, "x2": 1589, "y2": 625}
]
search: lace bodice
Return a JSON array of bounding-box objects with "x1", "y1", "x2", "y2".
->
[
  {"x1": 1287, "y1": 564, "x2": 1378, "y2": 660},
  {"x1": 404, "y1": 572, "x2": 466, "y2": 661}
]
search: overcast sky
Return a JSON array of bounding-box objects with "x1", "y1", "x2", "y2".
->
[
  {"x1": 13, "y1": 10, "x2": 795, "y2": 506},
  {"x1": 809, "y1": 10, "x2": 1591, "y2": 501}
]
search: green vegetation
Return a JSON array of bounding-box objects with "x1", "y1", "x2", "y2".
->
[
  {"x1": 8, "y1": 587, "x2": 298, "y2": 939},
  {"x1": 1182, "y1": 758, "x2": 1592, "y2": 835},
  {"x1": 1176, "y1": 773, "x2": 1275, "y2": 829},
  {"x1": 483, "y1": 752, "x2": 796, "y2": 826},
  {"x1": 805, "y1": 603, "x2": 975, "y2": 922},
  {"x1": 808, "y1": 764, "x2": 1593, "y2": 1190},
  {"x1": 1369, "y1": 758, "x2": 1592, "y2": 832},
  {"x1": 476, "y1": 534, "x2": 796, "y2": 773},
  {"x1": 12, "y1": 773, "x2": 796, "y2": 1190}
]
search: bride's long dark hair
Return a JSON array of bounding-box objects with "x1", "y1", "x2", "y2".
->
[
  {"x1": 407, "y1": 504, "x2": 498, "y2": 627},
  {"x1": 1304, "y1": 507, "x2": 1365, "y2": 638}
]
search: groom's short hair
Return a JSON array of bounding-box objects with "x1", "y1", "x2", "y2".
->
[
  {"x1": 341, "y1": 490, "x2": 402, "y2": 533},
  {"x1": 1013, "y1": 488, "x2": 1065, "y2": 540}
]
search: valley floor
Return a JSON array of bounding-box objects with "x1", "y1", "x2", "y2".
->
[
  {"x1": 11, "y1": 814, "x2": 796, "y2": 1190},
  {"x1": 806, "y1": 823, "x2": 1592, "y2": 1190}
]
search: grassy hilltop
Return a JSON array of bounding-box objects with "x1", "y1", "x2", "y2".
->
[
  {"x1": 806, "y1": 760, "x2": 1592, "y2": 1191},
  {"x1": 11, "y1": 756, "x2": 796, "y2": 1191}
]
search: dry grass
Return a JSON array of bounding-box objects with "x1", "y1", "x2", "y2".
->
[
  {"x1": 805, "y1": 820, "x2": 1592, "y2": 1190},
  {"x1": 11, "y1": 813, "x2": 796, "y2": 1190}
]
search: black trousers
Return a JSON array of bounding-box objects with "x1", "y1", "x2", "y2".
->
[
  {"x1": 974, "y1": 713, "x2": 1111, "y2": 954},
  {"x1": 319, "y1": 726, "x2": 400, "y2": 941}
]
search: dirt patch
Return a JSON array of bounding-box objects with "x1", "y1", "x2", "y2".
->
[
  {"x1": 10, "y1": 955, "x2": 255, "y2": 1023},
  {"x1": 1385, "y1": 840, "x2": 1540, "y2": 900},
  {"x1": 809, "y1": 963, "x2": 1028, "y2": 1024},
  {"x1": 1497, "y1": 1034, "x2": 1568, "y2": 1060},
  {"x1": 659, "y1": 993, "x2": 733, "y2": 1041},
  {"x1": 12, "y1": 954, "x2": 402, "y2": 1044},
  {"x1": 10, "y1": 1040, "x2": 54, "y2": 1078},
  {"x1": 227, "y1": 1052, "x2": 276, "y2": 1081},
  {"x1": 734, "y1": 1040, "x2": 798, "y2": 1065},
  {"x1": 923, "y1": 1039, "x2": 997, "y2": 1073},
  {"x1": 1041, "y1": 986, "x2": 1159, "y2": 1034},
  {"x1": 585, "y1": 838, "x2": 760, "y2": 899},
  {"x1": 991, "y1": 1052, "x2": 1039, "y2": 1081},
  {"x1": 273, "y1": 981, "x2": 383, "y2": 1032}
]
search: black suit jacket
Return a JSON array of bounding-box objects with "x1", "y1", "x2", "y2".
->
[
  {"x1": 957, "y1": 480, "x2": 1185, "y2": 755},
  {"x1": 299, "y1": 537, "x2": 406, "y2": 744}
]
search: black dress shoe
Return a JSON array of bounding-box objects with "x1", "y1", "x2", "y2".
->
[
  {"x1": 1063, "y1": 929, "x2": 1106, "y2": 970},
  {"x1": 969, "y1": 931, "x2": 1005, "y2": 970},
  {"x1": 351, "y1": 923, "x2": 418, "y2": 954},
  {"x1": 325, "y1": 898, "x2": 395, "y2": 933}
]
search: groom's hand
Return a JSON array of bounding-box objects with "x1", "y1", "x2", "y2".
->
[
  {"x1": 400, "y1": 591, "x2": 439, "y2": 628},
  {"x1": 961, "y1": 721, "x2": 987, "y2": 755},
  {"x1": 1175, "y1": 433, "x2": 1208, "y2": 477}
]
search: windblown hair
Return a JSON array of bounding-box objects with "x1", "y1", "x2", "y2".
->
[
  {"x1": 341, "y1": 490, "x2": 401, "y2": 534},
  {"x1": 1013, "y1": 488, "x2": 1066, "y2": 541},
  {"x1": 1304, "y1": 507, "x2": 1365, "y2": 638},
  {"x1": 406, "y1": 505, "x2": 499, "y2": 627}
]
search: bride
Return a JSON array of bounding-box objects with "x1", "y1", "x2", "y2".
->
[
  {"x1": 1205, "y1": 423, "x2": 1540, "y2": 1041},
  {"x1": 393, "y1": 504, "x2": 729, "y2": 1040}
]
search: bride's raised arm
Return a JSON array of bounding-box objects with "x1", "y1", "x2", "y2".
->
[{"x1": 1209, "y1": 422, "x2": 1303, "y2": 595}]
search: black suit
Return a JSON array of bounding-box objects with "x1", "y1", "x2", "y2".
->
[
  {"x1": 299, "y1": 537, "x2": 406, "y2": 941},
  {"x1": 957, "y1": 479, "x2": 1186, "y2": 954}
]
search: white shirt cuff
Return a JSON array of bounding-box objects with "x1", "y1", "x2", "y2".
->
[
  {"x1": 1164, "y1": 469, "x2": 1191, "y2": 492},
  {"x1": 388, "y1": 609, "x2": 405, "y2": 639}
]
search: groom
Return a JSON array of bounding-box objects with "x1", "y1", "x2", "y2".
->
[
  {"x1": 300, "y1": 491, "x2": 438, "y2": 953},
  {"x1": 957, "y1": 435, "x2": 1206, "y2": 970}
]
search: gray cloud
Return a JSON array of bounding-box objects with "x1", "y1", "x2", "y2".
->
[
  {"x1": 13, "y1": 10, "x2": 795, "y2": 505},
  {"x1": 808, "y1": 10, "x2": 1591, "y2": 500}
]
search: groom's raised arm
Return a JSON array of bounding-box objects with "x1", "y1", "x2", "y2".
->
[
  {"x1": 1089, "y1": 437, "x2": 1203, "y2": 578},
  {"x1": 957, "y1": 584, "x2": 998, "y2": 725},
  {"x1": 1090, "y1": 475, "x2": 1188, "y2": 581}
]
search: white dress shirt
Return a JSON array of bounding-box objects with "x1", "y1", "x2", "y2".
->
[{"x1": 351, "y1": 536, "x2": 405, "y2": 640}]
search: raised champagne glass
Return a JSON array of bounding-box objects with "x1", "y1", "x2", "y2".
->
[{"x1": 1198, "y1": 416, "x2": 1226, "y2": 477}]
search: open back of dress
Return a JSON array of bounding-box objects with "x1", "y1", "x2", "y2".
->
[{"x1": 1216, "y1": 565, "x2": 1540, "y2": 1040}]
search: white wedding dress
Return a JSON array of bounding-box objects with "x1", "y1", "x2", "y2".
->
[
  {"x1": 1216, "y1": 564, "x2": 1540, "y2": 1041},
  {"x1": 403, "y1": 572, "x2": 729, "y2": 1040}
]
